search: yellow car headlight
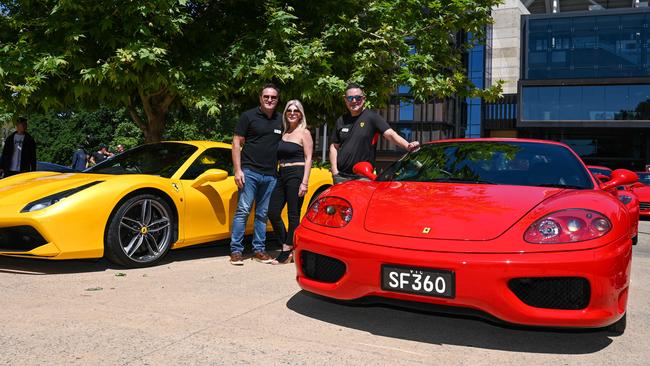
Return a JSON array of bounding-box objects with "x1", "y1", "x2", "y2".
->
[{"x1": 21, "y1": 181, "x2": 103, "y2": 212}]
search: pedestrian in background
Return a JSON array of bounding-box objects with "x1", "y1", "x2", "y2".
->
[
  {"x1": 89, "y1": 144, "x2": 113, "y2": 165},
  {"x1": 70, "y1": 144, "x2": 88, "y2": 171},
  {"x1": 0, "y1": 117, "x2": 37, "y2": 178},
  {"x1": 329, "y1": 83, "x2": 419, "y2": 184},
  {"x1": 267, "y1": 100, "x2": 313, "y2": 265},
  {"x1": 229, "y1": 83, "x2": 283, "y2": 265}
]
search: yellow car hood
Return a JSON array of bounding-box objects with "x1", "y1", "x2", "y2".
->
[{"x1": 0, "y1": 172, "x2": 110, "y2": 206}]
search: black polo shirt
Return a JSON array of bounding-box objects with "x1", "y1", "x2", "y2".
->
[
  {"x1": 235, "y1": 107, "x2": 283, "y2": 176},
  {"x1": 330, "y1": 109, "x2": 390, "y2": 174}
]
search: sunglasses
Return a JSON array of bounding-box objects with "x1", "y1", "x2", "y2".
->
[
  {"x1": 286, "y1": 108, "x2": 301, "y2": 114},
  {"x1": 262, "y1": 95, "x2": 278, "y2": 101},
  {"x1": 345, "y1": 95, "x2": 364, "y2": 102}
]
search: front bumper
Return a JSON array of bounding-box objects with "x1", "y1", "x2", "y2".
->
[{"x1": 294, "y1": 226, "x2": 631, "y2": 329}]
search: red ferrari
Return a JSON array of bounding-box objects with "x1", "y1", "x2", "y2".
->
[
  {"x1": 295, "y1": 139, "x2": 637, "y2": 334},
  {"x1": 631, "y1": 178, "x2": 650, "y2": 217}
]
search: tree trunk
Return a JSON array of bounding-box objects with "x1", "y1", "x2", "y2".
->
[{"x1": 128, "y1": 87, "x2": 176, "y2": 143}]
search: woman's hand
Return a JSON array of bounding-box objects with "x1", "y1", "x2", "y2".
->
[{"x1": 298, "y1": 182, "x2": 308, "y2": 197}]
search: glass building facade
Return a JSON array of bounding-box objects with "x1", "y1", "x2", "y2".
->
[
  {"x1": 522, "y1": 84, "x2": 650, "y2": 121},
  {"x1": 521, "y1": 9, "x2": 650, "y2": 123},
  {"x1": 518, "y1": 8, "x2": 650, "y2": 170},
  {"x1": 525, "y1": 11, "x2": 650, "y2": 80},
  {"x1": 465, "y1": 30, "x2": 491, "y2": 137}
]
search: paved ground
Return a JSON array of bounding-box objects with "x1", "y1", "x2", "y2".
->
[{"x1": 1, "y1": 221, "x2": 649, "y2": 366}]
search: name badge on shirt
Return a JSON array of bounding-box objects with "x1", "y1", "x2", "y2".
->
[
  {"x1": 274, "y1": 129, "x2": 282, "y2": 134},
  {"x1": 341, "y1": 128, "x2": 350, "y2": 133}
]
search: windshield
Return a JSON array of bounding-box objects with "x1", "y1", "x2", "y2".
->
[
  {"x1": 86, "y1": 142, "x2": 198, "y2": 178},
  {"x1": 377, "y1": 141, "x2": 593, "y2": 189}
]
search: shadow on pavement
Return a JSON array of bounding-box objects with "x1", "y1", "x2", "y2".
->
[
  {"x1": 0, "y1": 237, "x2": 282, "y2": 275},
  {"x1": 286, "y1": 290, "x2": 614, "y2": 354}
]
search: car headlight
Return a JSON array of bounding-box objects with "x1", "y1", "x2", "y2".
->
[
  {"x1": 306, "y1": 196, "x2": 353, "y2": 227},
  {"x1": 524, "y1": 209, "x2": 611, "y2": 244},
  {"x1": 21, "y1": 181, "x2": 103, "y2": 212}
]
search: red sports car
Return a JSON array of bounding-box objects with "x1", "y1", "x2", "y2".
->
[
  {"x1": 295, "y1": 138, "x2": 637, "y2": 334},
  {"x1": 631, "y1": 180, "x2": 650, "y2": 217}
]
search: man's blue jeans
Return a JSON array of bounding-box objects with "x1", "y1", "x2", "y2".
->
[{"x1": 230, "y1": 168, "x2": 277, "y2": 254}]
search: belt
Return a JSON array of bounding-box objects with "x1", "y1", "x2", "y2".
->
[{"x1": 278, "y1": 162, "x2": 306, "y2": 168}]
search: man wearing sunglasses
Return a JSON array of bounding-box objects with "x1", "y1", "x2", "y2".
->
[
  {"x1": 329, "y1": 83, "x2": 419, "y2": 184},
  {"x1": 229, "y1": 83, "x2": 283, "y2": 265}
]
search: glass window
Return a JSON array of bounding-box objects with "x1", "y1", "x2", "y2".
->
[
  {"x1": 525, "y1": 13, "x2": 650, "y2": 80},
  {"x1": 87, "y1": 143, "x2": 198, "y2": 178},
  {"x1": 522, "y1": 84, "x2": 650, "y2": 121},
  {"x1": 399, "y1": 100, "x2": 414, "y2": 121},
  {"x1": 377, "y1": 141, "x2": 593, "y2": 189},
  {"x1": 181, "y1": 148, "x2": 233, "y2": 180}
]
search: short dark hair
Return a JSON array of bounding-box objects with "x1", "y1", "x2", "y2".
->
[
  {"x1": 345, "y1": 83, "x2": 364, "y2": 94},
  {"x1": 16, "y1": 117, "x2": 27, "y2": 126},
  {"x1": 260, "y1": 83, "x2": 280, "y2": 97}
]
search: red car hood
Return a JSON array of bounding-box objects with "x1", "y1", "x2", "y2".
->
[{"x1": 364, "y1": 182, "x2": 563, "y2": 240}]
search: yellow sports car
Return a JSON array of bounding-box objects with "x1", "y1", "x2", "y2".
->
[{"x1": 0, "y1": 141, "x2": 332, "y2": 267}]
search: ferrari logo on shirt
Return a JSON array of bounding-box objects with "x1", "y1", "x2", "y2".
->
[
  {"x1": 360, "y1": 122, "x2": 365, "y2": 128},
  {"x1": 422, "y1": 227, "x2": 431, "y2": 234}
]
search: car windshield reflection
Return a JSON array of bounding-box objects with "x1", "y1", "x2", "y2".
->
[
  {"x1": 86, "y1": 142, "x2": 198, "y2": 178},
  {"x1": 378, "y1": 141, "x2": 593, "y2": 189}
]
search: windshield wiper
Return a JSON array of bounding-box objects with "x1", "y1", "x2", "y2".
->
[
  {"x1": 429, "y1": 178, "x2": 497, "y2": 184},
  {"x1": 535, "y1": 183, "x2": 586, "y2": 189}
]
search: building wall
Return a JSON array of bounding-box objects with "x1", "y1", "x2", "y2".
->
[{"x1": 490, "y1": 0, "x2": 530, "y2": 94}]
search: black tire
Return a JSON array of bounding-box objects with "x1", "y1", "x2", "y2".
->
[
  {"x1": 105, "y1": 193, "x2": 174, "y2": 268},
  {"x1": 606, "y1": 313, "x2": 626, "y2": 336},
  {"x1": 632, "y1": 235, "x2": 638, "y2": 245}
]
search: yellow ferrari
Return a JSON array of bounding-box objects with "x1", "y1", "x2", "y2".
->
[{"x1": 0, "y1": 141, "x2": 332, "y2": 267}]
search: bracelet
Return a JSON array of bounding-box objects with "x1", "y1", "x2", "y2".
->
[{"x1": 300, "y1": 182, "x2": 308, "y2": 186}]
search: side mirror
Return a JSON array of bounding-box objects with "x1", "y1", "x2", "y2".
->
[
  {"x1": 600, "y1": 169, "x2": 638, "y2": 191},
  {"x1": 352, "y1": 161, "x2": 376, "y2": 181},
  {"x1": 191, "y1": 169, "x2": 228, "y2": 188}
]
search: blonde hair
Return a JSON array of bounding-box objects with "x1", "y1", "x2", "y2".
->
[{"x1": 282, "y1": 100, "x2": 307, "y2": 132}]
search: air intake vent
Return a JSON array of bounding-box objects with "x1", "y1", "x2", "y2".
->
[{"x1": 509, "y1": 277, "x2": 590, "y2": 310}]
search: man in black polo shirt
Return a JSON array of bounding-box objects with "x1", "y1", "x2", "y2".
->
[
  {"x1": 229, "y1": 83, "x2": 283, "y2": 265},
  {"x1": 329, "y1": 84, "x2": 420, "y2": 183}
]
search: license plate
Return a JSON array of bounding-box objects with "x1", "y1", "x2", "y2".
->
[{"x1": 381, "y1": 265, "x2": 455, "y2": 298}]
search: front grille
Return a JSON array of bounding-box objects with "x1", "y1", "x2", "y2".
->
[
  {"x1": 0, "y1": 226, "x2": 48, "y2": 252},
  {"x1": 300, "y1": 250, "x2": 346, "y2": 283},
  {"x1": 508, "y1": 277, "x2": 590, "y2": 310},
  {"x1": 639, "y1": 202, "x2": 650, "y2": 211}
]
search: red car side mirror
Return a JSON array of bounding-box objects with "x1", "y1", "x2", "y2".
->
[
  {"x1": 600, "y1": 169, "x2": 638, "y2": 191},
  {"x1": 353, "y1": 162, "x2": 377, "y2": 181}
]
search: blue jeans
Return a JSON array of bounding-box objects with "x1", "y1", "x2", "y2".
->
[{"x1": 230, "y1": 168, "x2": 277, "y2": 254}]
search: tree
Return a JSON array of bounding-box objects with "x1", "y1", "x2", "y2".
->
[{"x1": 0, "y1": 0, "x2": 502, "y2": 142}]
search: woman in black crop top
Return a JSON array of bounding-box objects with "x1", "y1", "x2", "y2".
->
[{"x1": 267, "y1": 100, "x2": 313, "y2": 264}]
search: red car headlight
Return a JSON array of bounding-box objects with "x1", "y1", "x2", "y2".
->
[
  {"x1": 306, "y1": 196, "x2": 353, "y2": 228},
  {"x1": 524, "y1": 209, "x2": 611, "y2": 244}
]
